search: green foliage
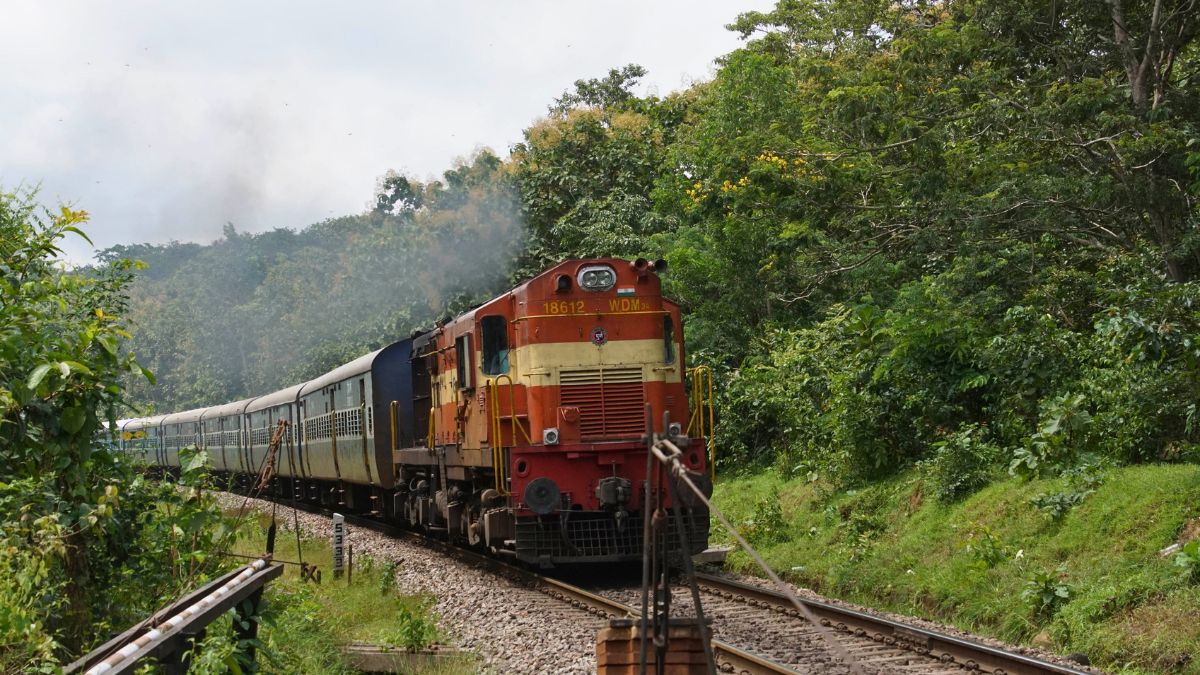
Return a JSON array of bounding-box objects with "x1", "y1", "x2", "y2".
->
[
  {"x1": 551, "y1": 64, "x2": 649, "y2": 114},
  {"x1": 737, "y1": 492, "x2": 788, "y2": 546},
  {"x1": 1029, "y1": 462, "x2": 1105, "y2": 520},
  {"x1": 184, "y1": 614, "x2": 243, "y2": 675},
  {"x1": 381, "y1": 601, "x2": 440, "y2": 652},
  {"x1": 379, "y1": 560, "x2": 399, "y2": 597},
  {"x1": 0, "y1": 188, "x2": 230, "y2": 668},
  {"x1": 1021, "y1": 566, "x2": 1073, "y2": 618},
  {"x1": 1175, "y1": 540, "x2": 1200, "y2": 583},
  {"x1": 230, "y1": 525, "x2": 460, "y2": 673},
  {"x1": 926, "y1": 424, "x2": 1000, "y2": 503},
  {"x1": 964, "y1": 525, "x2": 1009, "y2": 570},
  {"x1": 1009, "y1": 394, "x2": 1094, "y2": 479},
  {"x1": 716, "y1": 465, "x2": 1200, "y2": 672}
]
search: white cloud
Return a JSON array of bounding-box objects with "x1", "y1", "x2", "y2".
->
[{"x1": 0, "y1": 0, "x2": 774, "y2": 263}]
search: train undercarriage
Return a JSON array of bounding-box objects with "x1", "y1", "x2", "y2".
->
[{"x1": 196, "y1": 461, "x2": 710, "y2": 567}]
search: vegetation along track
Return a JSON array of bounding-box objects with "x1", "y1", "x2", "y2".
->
[{"x1": 264, "y1": 496, "x2": 1095, "y2": 674}]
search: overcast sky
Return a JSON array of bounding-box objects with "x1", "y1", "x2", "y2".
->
[{"x1": 2, "y1": 1, "x2": 772, "y2": 264}]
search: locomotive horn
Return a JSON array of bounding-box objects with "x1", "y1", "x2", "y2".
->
[
  {"x1": 653, "y1": 258, "x2": 668, "y2": 273},
  {"x1": 631, "y1": 257, "x2": 649, "y2": 270}
]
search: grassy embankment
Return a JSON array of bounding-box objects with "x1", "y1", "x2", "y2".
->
[
  {"x1": 227, "y1": 514, "x2": 477, "y2": 674},
  {"x1": 713, "y1": 465, "x2": 1200, "y2": 674}
]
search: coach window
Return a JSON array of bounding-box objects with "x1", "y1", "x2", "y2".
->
[
  {"x1": 663, "y1": 315, "x2": 675, "y2": 364},
  {"x1": 481, "y1": 316, "x2": 509, "y2": 375},
  {"x1": 456, "y1": 333, "x2": 474, "y2": 389}
]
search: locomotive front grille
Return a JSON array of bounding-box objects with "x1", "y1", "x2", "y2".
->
[
  {"x1": 515, "y1": 510, "x2": 710, "y2": 562},
  {"x1": 559, "y1": 367, "x2": 645, "y2": 439}
]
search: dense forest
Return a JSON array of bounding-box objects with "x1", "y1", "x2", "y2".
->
[{"x1": 116, "y1": 0, "x2": 1200, "y2": 498}]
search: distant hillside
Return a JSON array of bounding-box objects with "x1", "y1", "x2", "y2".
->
[{"x1": 108, "y1": 151, "x2": 521, "y2": 412}]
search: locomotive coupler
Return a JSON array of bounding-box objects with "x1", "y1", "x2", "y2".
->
[{"x1": 596, "y1": 476, "x2": 632, "y2": 508}]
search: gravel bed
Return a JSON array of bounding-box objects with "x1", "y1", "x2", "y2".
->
[{"x1": 214, "y1": 493, "x2": 600, "y2": 674}]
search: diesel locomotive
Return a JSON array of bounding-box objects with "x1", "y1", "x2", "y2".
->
[{"x1": 120, "y1": 258, "x2": 713, "y2": 565}]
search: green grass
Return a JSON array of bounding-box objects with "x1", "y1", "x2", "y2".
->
[
  {"x1": 712, "y1": 464, "x2": 1200, "y2": 674},
  {"x1": 227, "y1": 514, "x2": 478, "y2": 675}
]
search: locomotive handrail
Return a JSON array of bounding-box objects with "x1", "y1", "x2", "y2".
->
[
  {"x1": 686, "y1": 365, "x2": 716, "y2": 482},
  {"x1": 486, "y1": 375, "x2": 529, "y2": 495},
  {"x1": 389, "y1": 400, "x2": 400, "y2": 452},
  {"x1": 496, "y1": 374, "x2": 531, "y2": 446},
  {"x1": 487, "y1": 379, "x2": 506, "y2": 495},
  {"x1": 426, "y1": 406, "x2": 436, "y2": 449},
  {"x1": 509, "y1": 309, "x2": 670, "y2": 322}
]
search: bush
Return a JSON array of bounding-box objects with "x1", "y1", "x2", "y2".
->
[
  {"x1": 737, "y1": 493, "x2": 788, "y2": 546},
  {"x1": 926, "y1": 424, "x2": 1000, "y2": 502},
  {"x1": 0, "y1": 189, "x2": 228, "y2": 666},
  {"x1": 382, "y1": 602, "x2": 440, "y2": 652},
  {"x1": 1175, "y1": 540, "x2": 1200, "y2": 583},
  {"x1": 1021, "y1": 566, "x2": 1072, "y2": 618},
  {"x1": 964, "y1": 525, "x2": 1009, "y2": 570},
  {"x1": 1009, "y1": 394, "x2": 1094, "y2": 479}
]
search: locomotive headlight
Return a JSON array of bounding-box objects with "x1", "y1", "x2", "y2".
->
[{"x1": 577, "y1": 265, "x2": 616, "y2": 292}]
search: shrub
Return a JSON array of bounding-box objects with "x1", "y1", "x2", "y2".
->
[
  {"x1": 1030, "y1": 460, "x2": 1105, "y2": 519},
  {"x1": 926, "y1": 424, "x2": 999, "y2": 502},
  {"x1": 382, "y1": 602, "x2": 440, "y2": 652},
  {"x1": 379, "y1": 561, "x2": 400, "y2": 596},
  {"x1": 964, "y1": 526, "x2": 1009, "y2": 570},
  {"x1": 1021, "y1": 566, "x2": 1072, "y2": 618},
  {"x1": 1174, "y1": 540, "x2": 1200, "y2": 583},
  {"x1": 737, "y1": 493, "x2": 788, "y2": 546},
  {"x1": 1010, "y1": 394, "x2": 1093, "y2": 478}
]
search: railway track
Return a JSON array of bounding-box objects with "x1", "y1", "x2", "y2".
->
[
  {"x1": 685, "y1": 574, "x2": 1096, "y2": 675},
  {"x1": 247, "y1": 494, "x2": 1097, "y2": 674}
]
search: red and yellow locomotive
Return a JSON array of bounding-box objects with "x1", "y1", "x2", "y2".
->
[{"x1": 399, "y1": 257, "x2": 711, "y2": 564}]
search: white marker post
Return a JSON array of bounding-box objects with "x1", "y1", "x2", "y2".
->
[{"x1": 331, "y1": 513, "x2": 345, "y2": 579}]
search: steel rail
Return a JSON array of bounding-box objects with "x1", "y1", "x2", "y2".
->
[{"x1": 694, "y1": 573, "x2": 1094, "y2": 675}]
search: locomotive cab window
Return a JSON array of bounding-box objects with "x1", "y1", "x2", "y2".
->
[
  {"x1": 663, "y1": 315, "x2": 675, "y2": 363},
  {"x1": 480, "y1": 315, "x2": 509, "y2": 375},
  {"x1": 455, "y1": 333, "x2": 474, "y2": 389}
]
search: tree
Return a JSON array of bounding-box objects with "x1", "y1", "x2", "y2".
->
[
  {"x1": 0, "y1": 188, "x2": 153, "y2": 661},
  {"x1": 551, "y1": 63, "x2": 648, "y2": 114},
  {"x1": 373, "y1": 170, "x2": 426, "y2": 216}
]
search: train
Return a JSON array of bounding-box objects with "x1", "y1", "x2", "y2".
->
[{"x1": 116, "y1": 258, "x2": 714, "y2": 566}]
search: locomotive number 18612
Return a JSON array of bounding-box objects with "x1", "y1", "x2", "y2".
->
[{"x1": 542, "y1": 300, "x2": 587, "y2": 315}]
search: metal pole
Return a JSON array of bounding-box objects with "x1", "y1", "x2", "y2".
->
[{"x1": 639, "y1": 403, "x2": 654, "y2": 674}]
